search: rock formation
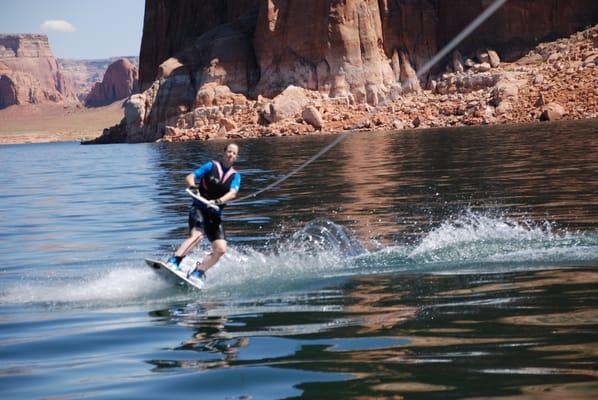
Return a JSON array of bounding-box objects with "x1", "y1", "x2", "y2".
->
[
  {"x1": 58, "y1": 57, "x2": 138, "y2": 101},
  {"x1": 90, "y1": 0, "x2": 598, "y2": 143},
  {"x1": 0, "y1": 34, "x2": 78, "y2": 109},
  {"x1": 85, "y1": 58, "x2": 139, "y2": 107}
]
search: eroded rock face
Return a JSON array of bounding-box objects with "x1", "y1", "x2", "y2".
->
[
  {"x1": 254, "y1": 0, "x2": 396, "y2": 103},
  {"x1": 139, "y1": 0, "x2": 260, "y2": 90},
  {"x1": 59, "y1": 57, "x2": 138, "y2": 101},
  {"x1": 85, "y1": 58, "x2": 139, "y2": 107},
  {"x1": 0, "y1": 34, "x2": 78, "y2": 108},
  {"x1": 106, "y1": 0, "x2": 598, "y2": 142},
  {"x1": 435, "y1": 0, "x2": 598, "y2": 60},
  {"x1": 139, "y1": 0, "x2": 598, "y2": 88}
]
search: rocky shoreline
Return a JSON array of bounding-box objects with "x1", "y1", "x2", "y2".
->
[{"x1": 89, "y1": 25, "x2": 597, "y2": 144}]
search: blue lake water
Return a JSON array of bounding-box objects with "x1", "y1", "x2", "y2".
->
[{"x1": 0, "y1": 119, "x2": 597, "y2": 399}]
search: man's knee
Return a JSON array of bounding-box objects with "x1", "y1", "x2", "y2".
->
[{"x1": 213, "y1": 240, "x2": 227, "y2": 257}]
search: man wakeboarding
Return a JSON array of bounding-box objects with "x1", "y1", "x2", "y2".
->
[{"x1": 166, "y1": 143, "x2": 241, "y2": 286}]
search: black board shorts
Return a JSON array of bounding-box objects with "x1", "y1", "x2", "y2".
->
[{"x1": 188, "y1": 206, "x2": 225, "y2": 242}]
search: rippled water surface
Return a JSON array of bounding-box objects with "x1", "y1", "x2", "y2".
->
[{"x1": 1, "y1": 119, "x2": 597, "y2": 399}]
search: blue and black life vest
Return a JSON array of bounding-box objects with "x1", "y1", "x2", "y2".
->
[{"x1": 199, "y1": 160, "x2": 237, "y2": 202}]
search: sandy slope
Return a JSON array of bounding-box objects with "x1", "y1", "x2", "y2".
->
[{"x1": 0, "y1": 101, "x2": 124, "y2": 145}]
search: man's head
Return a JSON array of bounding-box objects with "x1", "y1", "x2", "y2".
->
[{"x1": 222, "y1": 143, "x2": 239, "y2": 167}]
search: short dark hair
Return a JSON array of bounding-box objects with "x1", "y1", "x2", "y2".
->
[{"x1": 224, "y1": 143, "x2": 239, "y2": 152}]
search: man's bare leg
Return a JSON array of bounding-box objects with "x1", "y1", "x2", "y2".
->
[
  {"x1": 175, "y1": 228, "x2": 204, "y2": 258},
  {"x1": 195, "y1": 239, "x2": 227, "y2": 273}
]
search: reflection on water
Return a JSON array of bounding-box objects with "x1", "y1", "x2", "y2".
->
[{"x1": 144, "y1": 268, "x2": 598, "y2": 399}]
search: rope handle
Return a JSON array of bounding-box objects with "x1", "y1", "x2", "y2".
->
[{"x1": 186, "y1": 188, "x2": 220, "y2": 211}]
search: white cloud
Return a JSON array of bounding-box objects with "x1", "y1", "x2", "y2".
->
[{"x1": 40, "y1": 20, "x2": 76, "y2": 33}]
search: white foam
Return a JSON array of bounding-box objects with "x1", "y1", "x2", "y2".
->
[
  {"x1": 410, "y1": 212, "x2": 558, "y2": 257},
  {"x1": 405, "y1": 211, "x2": 598, "y2": 269},
  {"x1": 185, "y1": 245, "x2": 349, "y2": 295},
  {"x1": 487, "y1": 245, "x2": 598, "y2": 263},
  {"x1": 2, "y1": 216, "x2": 596, "y2": 306},
  {"x1": 0, "y1": 267, "x2": 172, "y2": 306}
]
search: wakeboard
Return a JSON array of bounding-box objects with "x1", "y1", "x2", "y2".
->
[{"x1": 145, "y1": 258, "x2": 205, "y2": 290}]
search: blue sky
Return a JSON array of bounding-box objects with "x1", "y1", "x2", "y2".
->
[{"x1": 1, "y1": 0, "x2": 145, "y2": 60}]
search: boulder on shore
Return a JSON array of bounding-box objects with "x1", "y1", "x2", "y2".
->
[
  {"x1": 540, "y1": 102, "x2": 566, "y2": 121},
  {"x1": 261, "y1": 85, "x2": 310, "y2": 123},
  {"x1": 302, "y1": 106, "x2": 324, "y2": 129}
]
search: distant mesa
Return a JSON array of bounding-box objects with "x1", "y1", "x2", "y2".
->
[
  {"x1": 84, "y1": 58, "x2": 139, "y2": 107},
  {"x1": 58, "y1": 56, "x2": 139, "y2": 102},
  {"x1": 0, "y1": 33, "x2": 139, "y2": 110},
  {"x1": 0, "y1": 33, "x2": 78, "y2": 109}
]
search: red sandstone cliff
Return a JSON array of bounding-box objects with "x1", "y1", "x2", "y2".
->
[
  {"x1": 85, "y1": 58, "x2": 139, "y2": 107},
  {"x1": 138, "y1": 0, "x2": 260, "y2": 90},
  {"x1": 0, "y1": 34, "x2": 78, "y2": 109},
  {"x1": 59, "y1": 57, "x2": 139, "y2": 101},
  {"x1": 93, "y1": 0, "x2": 597, "y2": 143},
  {"x1": 139, "y1": 0, "x2": 597, "y2": 90}
]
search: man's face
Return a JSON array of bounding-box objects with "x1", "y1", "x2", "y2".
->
[{"x1": 223, "y1": 144, "x2": 239, "y2": 165}]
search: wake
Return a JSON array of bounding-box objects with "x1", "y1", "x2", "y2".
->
[{"x1": 2, "y1": 211, "x2": 597, "y2": 307}]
